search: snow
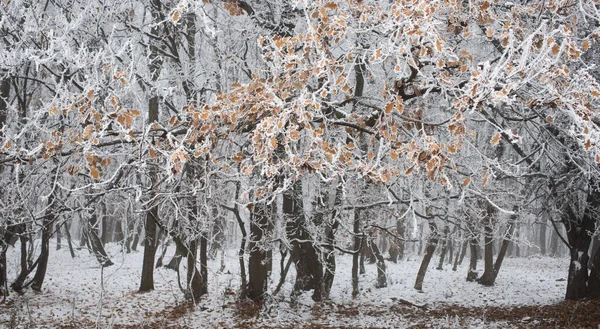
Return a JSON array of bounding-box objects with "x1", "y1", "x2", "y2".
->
[{"x1": 1, "y1": 242, "x2": 568, "y2": 328}]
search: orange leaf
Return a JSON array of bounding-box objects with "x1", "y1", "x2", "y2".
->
[
  {"x1": 463, "y1": 176, "x2": 471, "y2": 187},
  {"x1": 171, "y1": 10, "x2": 180, "y2": 22},
  {"x1": 89, "y1": 166, "x2": 100, "y2": 180},
  {"x1": 491, "y1": 133, "x2": 501, "y2": 145},
  {"x1": 83, "y1": 125, "x2": 94, "y2": 139}
]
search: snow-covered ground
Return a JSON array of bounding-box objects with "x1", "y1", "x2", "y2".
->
[{"x1": 0, "y1": 242, "x2": 569, "y2": 328}]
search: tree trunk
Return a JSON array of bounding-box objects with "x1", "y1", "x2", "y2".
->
[
  {"x1": 564, "y1": 204, "x2": 594, "y2": 300},
  {"x1": 323, "y1": 220, "x2": 338, "y2": 299},
  {"x1": 549, "y1": 220, "x2": 560, "y2": 257},
  {"x1": 56, "y1": 224, "x2": 62, "y2": 251},
  {"x1": 247, "y1": 202, "x2": 270, "y2": 301},
  {"x1": 467, "y1": 227, "x2": 479, "y2": 282},
  {"x1": 88, "y1": 213, "x2": 114, "y2": 267},
  {"x1": 186, "y1": 239, "x2": 203, "y2": 301},
  {"x1": 165, "y1": 243, "x2": 185, "y2": 270},
  {"x1": 31, "y1": 200, "x2": 55, "y2": 291},
  {"x1": 200, "y1": 232, "x2": 208, "y2": 295},
  {"x1": 437, "y1": 226, "x2": 450, "y2": 270},
  {"x1": 539, "y1": 218, "x2": 547, "y2": 256},
  {"x1": 0, "y1": 236, "x2": 7, "y2": 299},
  {"x1": 478, "y1": 221, "x2": 495, "y2": 286},
  {"x1": 414, "y1": 220, "x2": 438, "y2": 291},
  {"x1": 0, "y1": 78, "x2": 8, "y2": 298},
  {"x1": 352, "y1": 209, "x2": 360, "y2": 298},
  {"x1": 139, "y1": 0, "x2": 163, "y2": 292},
  {"x1": 372, "y1": 242, "x2": 387, "y2": 288},
  {"x1": 284, "y1": 181, "x2": 322, "y2": 298},
  {"x1": 113, "y1": 218, "x2": 124, "y2": 246},
  {"x1": 11, "y1": 227, "x2": 29, "y2": 293},
  {"x1": 64, "y1": 222, "x2": 76, "y2": 259},
  {"x1": 139, "y1": 202, "x2": 158, "y2": 292},
  {"x1": 589, "y1": 244, "x2": 600, "y2": 299},
  {"x1": 491, "y1": 210, "x2": 517, "y2": 283}
]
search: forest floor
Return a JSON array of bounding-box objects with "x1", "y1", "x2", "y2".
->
[{"x1": 0, "y1": 242, "x2": 593, "y2": 328}]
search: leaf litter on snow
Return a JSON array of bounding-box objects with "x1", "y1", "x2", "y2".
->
[{"x1": 0, "y1": 243, "x2": 580, "y2": 328}]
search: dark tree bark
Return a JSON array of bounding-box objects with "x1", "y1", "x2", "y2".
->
[
  {"x1": 247, "y1": 202, "x2": 271, "y2": 301},
  {"x1": 437, "y1": 226, "x2": 450, "y2": 270},
  {"x1": 478, "y1": 217, "x2": 496, "y2": 285},
  {"x1": 200, "y1": 232, "x2": 208, "y2": 295},
  {"x1": 88, "y1": 213, "x2": 114, "y2": 267},
  {"x1": 352, "y1": 209, "x2": 361, "y2": 298},
  {"x1": 467, "y1": 225, "x2": 479, "y2": 282},
  {"x1": 371, "y1": 242, "x2": 387, "y2": 288},
  {"x1": 139, "y1": 203, "x2": 158, "y2": 292},
  {"x1": 31, "y1": 196, "x2": 55, "y2": 292},
  {"x1": 56, "y1": 224, "x2": 62, "y2": 251},
  {"x1": 414, "y1": 220, "x2": 438, "y2": 291},
  {"x1": 589, "y1": 244, "x2": 600, "y2": 299},
  {"x1": 139, "y1": 0, "x2": 163, "y2": 292},
  {"x1": 539, "y1": 218, "x2": 547, "y2": 256},
  {"x1": 283, "y1": 181, "x2": 323, "y2": 300},
  {"x1": 186, "y1": 239, "x2": 203, "y2": 301},
  {"x1": 165, "y1": 243, "x2": 185, "y2": 270},
  {"x1": 113, "y1": 218, "x2": 124, "y2": 246},
  {"x1": 0, "y1": 78, "x2": 8, "y2": 299},
  {"x1": 11, "y1": 225, "x2": 29, "y2": 293},
  {"x1": 549, "y1": 221, "x2": 561, "y2": 257},
  {"x1": 63, "y1": 222, "x2": 76, "y2": 259},
  {"x1": 564, "y1": 201, "x2": 595, "y2": 300}
]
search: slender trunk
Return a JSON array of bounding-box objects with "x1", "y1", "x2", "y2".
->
[
  {"x1": 64, "y1": 222, "x2": 76, "y2": 259},
  {"x1": 0, "y1": 78, "x2": 8, "y2": 298},
  {"x1": 549, "y1": 220, "x2": 560, "y2": 257},
  {"x1": 467, "y1": 226, "x2": 479, "y2": 282},
  {"x1": 452, "y1": 240, "x2": 464, "y2": 271},
  {"x1": 225, "y1": 183, "x2": 247, "y2": 296},
  {"x1": 397, "y1": 218, "x2": 405, "y2": 261},
  {"x1": 200, "y1": 232, "x2": 208, "y2": 295},
  {"x1": 31, "y1": 197, "x2": 55, "y2": 291},
  {"x1": 414, "y1": 221, "x2": 438, "y2": 291},
  {"x1": 372, "y1": 242, "x2": 387, "y2": 288},
  {"x1": 56, "y1": 224, "x2": 62, "y2": 251},
  {"x1": 186, "y1": 239, "x2": 203, "y2": 301},
  {"x1": 478, "y1": 221, "x2": 495, "y2": 286},
  {"x1": 437, "y1": 226, "x2": 450, "y2": 270},
  {"x1": 88, "y1": 213, "x2": 113, "y2": 267},
  {"x1": 114, "y1": 218, "x2": 125, "y2": 246},
  {"x1": 11, "y1": 230, "x2": 29, "y2": 293},
  {"x1": 458, "y1": 233, "x2": 468, "y2": 265},
  {"x1": 0, "y1": 239, "x2": 7, "y2": 299},
  {"x1": 539, "y1": 219, "x2": 547, "y2": 256},
  {"x1": 165, "y1": 243, "x2": 185, "y2": 270},
  {"x1": 139, "y1": 0, "x2": 163, "y2": 292},
  {"x1": 273, "y1": 255, "x2": 293, "y2": 296},
  {"x1": 155, "y1": 236, "x2": 170, "y2": 268},
  {"x1": 351, "y1": 209, "x2": 360, "y2": 298},
  {"x1": 492, "y1": 211, "x2": 517, "y2": 282}
]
